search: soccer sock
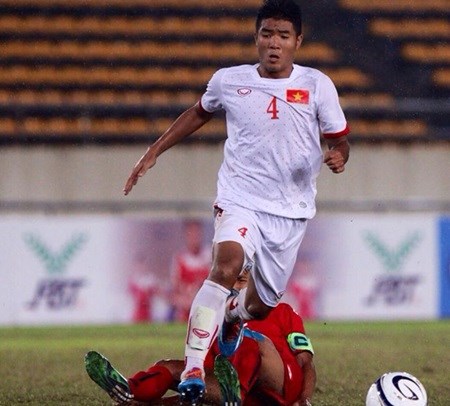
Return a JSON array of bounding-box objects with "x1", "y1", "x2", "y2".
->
[
  {"x1": 184, "y1": 279, "x2": 230, "y2": 373},
  {"x1": 225, "y1": 287, "x2": 253, "y2": 323},
  {"x1": 128, "y1": 364, "x2": 173, "y2": 402}
]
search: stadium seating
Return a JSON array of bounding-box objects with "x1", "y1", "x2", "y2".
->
[
  {"x1": 433, "y1": 69, "x2": 450, "y2": 87},
  {"x1": 0, "y1": 0, "x2": 447, "y2": 144},
  {"x1": 369, "y1": 18, "x2": 450, "y2": 39},
  {"x1": 339, "y1": 0, "x2": 449, "y2": 13}
]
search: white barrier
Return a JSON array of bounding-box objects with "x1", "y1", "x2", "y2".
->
[
  {"x1": 315, "y1": 213, "x2": 437, "y2": 320},
  {"x1": 0, "y1": 213, "x2": 441, "y2": 325}
]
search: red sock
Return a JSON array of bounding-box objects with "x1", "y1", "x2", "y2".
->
[{"x1": 128, "y1": 364, "x2": 174, "y2": 402}]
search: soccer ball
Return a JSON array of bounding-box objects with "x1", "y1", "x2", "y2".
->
[{"x1": 365, "y1": 372, "x2": 427, "y2": 406}]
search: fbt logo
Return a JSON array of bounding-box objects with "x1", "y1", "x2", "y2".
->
[
  {"x1": 28, "y1": 279, "x2": 85, "y2": 309},
  {"x1": 364, "y1": 231, "x2": 423, "y2": 306},
  {"x1": 24, "y1": 233, "x2": 88, "y2": 310}
]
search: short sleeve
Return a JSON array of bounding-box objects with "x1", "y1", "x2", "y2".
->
[
  {"x1": 200, "y1": 68, "x2": 226, "y2": 113},
  {"x1": 317, "y1": 73, "x2": 349, "y2": 138},
  {"x1": 278, "y1": 303, "x2": 305, "y2": 336}
]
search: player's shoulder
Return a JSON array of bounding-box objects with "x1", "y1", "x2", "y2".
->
[
  {"x1": 212, "y1": 64, "x2": 255, "y2": 81},
  {"x1": 219, "y1": 64, "x2": 255, "y2": 74},
  {"x1": 277, "y1": 302, "x2": 295, "y2": 311},
  {"x1": 293, "y1": 64, "x2": 334, "y2": 84},
  {"x1": 275, "y1": 302, "x2": 298, "y2": 317}
]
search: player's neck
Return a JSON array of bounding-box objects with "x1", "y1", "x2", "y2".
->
[{"x1": 257, "y1": 64, "x2": 294, "y2": 79}]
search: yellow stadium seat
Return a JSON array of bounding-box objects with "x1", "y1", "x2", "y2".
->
[
  {"x1": 370, "y1": 19, "x2": 450, "y2": 39},
  {"x1": 350, "y1": 119, "x2": 428, "y2": 137},
  {"x1": 340, "y1": 0, "x2": 450, "y2": 12},
  {"x1": 402, "y1": 43, "x2": 450, "y2": 64}
]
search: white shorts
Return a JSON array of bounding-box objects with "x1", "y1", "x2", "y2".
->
[{"x1": 213, "y1": 204, "x2": 308, "y2": 307}]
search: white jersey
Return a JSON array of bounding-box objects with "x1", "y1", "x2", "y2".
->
[{"x1": 201, "y1": 64, "x2": 349, "y2": 219}]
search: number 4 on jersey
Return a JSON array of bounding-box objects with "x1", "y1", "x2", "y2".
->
[
  {"x1": 238, "y1": 227, "x2": 248, "y2": 238},
  {"x1": 266, "y1": 96, "x2": 279, "y2": 120}
]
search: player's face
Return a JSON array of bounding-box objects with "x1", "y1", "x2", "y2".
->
[
  {"x1": 233, "y1": 270, "x2": 249, "y2": 291},
  {"x1": 255, "y1": 18, "x2": 302, "y2": 79}
]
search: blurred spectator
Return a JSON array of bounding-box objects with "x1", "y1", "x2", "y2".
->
[
  {"x1": 284, "y1": 256, "x2": 319, "y2": 320},
  {"x1": 128, "y1": 251, "x2": 159, "y2": 323},
  {"x1": 170, "y1": 219, "x2": 211, "y2": 322}
]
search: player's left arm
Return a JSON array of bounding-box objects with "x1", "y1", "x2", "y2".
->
[
  {"x1": 295, "y1": 351, "x2": 316, "y2": 406},
  {"x1": 317, "y1": 73, "x2": 351, "y2": 175},
  {"x1": 287, "y1": 331, "x2": 316, "y2": 406},
  {"x1": 324, "y1": 134, "x2": 350, "y2": 174}
]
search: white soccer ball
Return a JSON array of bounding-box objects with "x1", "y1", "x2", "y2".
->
[{"x1": 365, "y1": 372, "x2": 427, "y2": 406}]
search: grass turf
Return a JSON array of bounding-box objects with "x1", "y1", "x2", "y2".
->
[{"x1": 0, "y1": 320, "x2": 449, "y2": 405}]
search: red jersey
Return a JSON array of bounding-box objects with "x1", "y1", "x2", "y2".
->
[
  {"x1": 172, "y1": 248, "x2": 210, "y2": 285},
  {"x1": 246, "y1": 303, "x2": 305, "y2": 363},
  {"x1": 170, "y1": 247, "x2": 211, "y2": 321}
]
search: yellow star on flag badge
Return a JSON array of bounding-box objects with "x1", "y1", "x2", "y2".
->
[{"x1": 286, "y1": 89, "x2": 309, "y2": 104}]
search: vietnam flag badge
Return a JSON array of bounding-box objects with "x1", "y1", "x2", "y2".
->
[{"x1": 286, "y1": 89, "x2": 309, "y2": 104}]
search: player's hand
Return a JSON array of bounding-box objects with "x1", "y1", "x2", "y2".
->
[
  {"x1": 323, "y1": 149, "x2": 345, "y2": 174},
  {"x1": 123, "y1": 148, "x2": 157, "y2": 195}
]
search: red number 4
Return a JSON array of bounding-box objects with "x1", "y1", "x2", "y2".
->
[
  {"x1": 266, "y1": 96, "x2": 279, "y2": 120},
  {"x1": 238, "y1": 227, "x2": 248, "y2": 238}
]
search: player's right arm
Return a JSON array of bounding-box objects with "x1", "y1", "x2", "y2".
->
[{"x1": 123, "y1": 102, "x2": 213, "y2": 195}]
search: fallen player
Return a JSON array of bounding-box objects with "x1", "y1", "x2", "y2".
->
[{"x1": 85, "y1": 273, "x2": 316, "y2": 405}]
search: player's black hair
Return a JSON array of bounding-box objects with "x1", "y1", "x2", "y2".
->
[{"x1": 256, "y1": 0, "x2": 303, "y2": 35}]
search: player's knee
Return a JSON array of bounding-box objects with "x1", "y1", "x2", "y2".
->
[
  {"x1": 209, "y1": 243, "x2": 244, "y2": 288},
  {"x1": 209, "y1": 262, "x2": 241, "y2": 288},
  {"x1": 155, "y1": 359, "x2": 169, "y2": 368},
  {"x1": 154, "y1": 359, "x2": 183, "y2": 379}
]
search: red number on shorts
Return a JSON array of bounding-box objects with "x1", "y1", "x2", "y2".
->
[
  {"x1": 266, "y1": 96, "x2": 279, "y2": 120},
  {"x1": 238, "y1": 227, "x2": 248, "y2": 238}
]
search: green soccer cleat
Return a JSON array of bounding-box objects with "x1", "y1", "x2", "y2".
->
[
  {"x1": 213, "y1": 355, "x2": 241, "y2": 406},
  {"x1": 85, "y1": 350, "x2": 134, "y2": 404}
]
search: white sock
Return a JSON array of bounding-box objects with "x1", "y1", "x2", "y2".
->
[
  {"x1": 182, "y1": 356, "x2": 204, "y2": 375},
  {"x1": 225, "y1": 287, "x2": 253, "y2": 323},
  {"x1": 184, "y1": 279, "x2": 230, "y2": 373}
]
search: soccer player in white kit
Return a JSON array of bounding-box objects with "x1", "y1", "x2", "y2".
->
[{"x1": 124, "y1": 1, "x2": 349, "y2": 404}]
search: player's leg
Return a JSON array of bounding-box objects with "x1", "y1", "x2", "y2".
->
[
  {"x1": 220, "y1": 270, "x2": 272, "y2": 357},
  {"x1": 213, "y1": 355, "x2": 242, "y2": 406},
  {"x1": 179, "y1": 206, "x2": 273, "y2": 400},
  {"x1": 243, "y1": 328, "x2": 304, "y2": 405},
  {"x1": 126, "y1": 357, "x2": 227, "y2": 405},
  {"x1": 179, "y1": 207, "x2": 255, "y2": 402},
  {"x1": 230, "y1": 274, "x2": 273, "y2": 320},
  {"x1": 249, "y1": 212, "x2": 308, "y2": 311},
  {"x1": 254, "y1": 334, "x2": 285, "y2": 395},
  {"x1": 210, "y1": 207, "x2": 266, "y2": 359},
  {"x1": 214, "y1": 330, "x2": 286, "y2": 404},
  {"x1": 128, "y1": 360, "x2": 182, "y2": 402},
  {"x1": 232, "y1": 332, "x2": 287, "y2": 405},
  {"x1": 227, "y1": 335, "x2": 262, "y2": 403},
  {"x1": 178, "y1": 275, "x2": 235, "y2": 401},
  {"x1": 213, "y1": 242, "x2": 252, "y2": 357},
  {"x1": 178, "y1": 274, "x2": 234, "y2": 401},
  {"x1": 84, "y1": 351, "x2": 133, "y2": 404}
]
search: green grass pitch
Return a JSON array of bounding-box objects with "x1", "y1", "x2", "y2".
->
[{"x1": 0, "y1": 320, "x2": 449, "y2": 405}]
